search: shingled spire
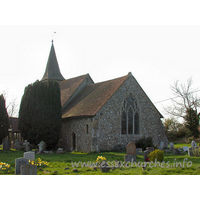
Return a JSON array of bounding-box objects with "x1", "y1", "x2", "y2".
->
[{"x1": 41, "y1": 40, "x2": 65, "y2": 81}]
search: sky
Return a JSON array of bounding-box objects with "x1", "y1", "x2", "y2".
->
[{"x1": 1, "y1": 25, "x2": 200, "y2": 118}]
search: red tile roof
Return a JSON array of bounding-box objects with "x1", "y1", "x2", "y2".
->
[
  {"x1": 62, "y1": 74, "x2": 129, "y2": 118},
  {"x1": 59, "y1": 74, "x2": 89, "y2": 107}
]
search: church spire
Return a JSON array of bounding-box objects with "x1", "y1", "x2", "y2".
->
[{"x1": 41, "y1": 41, "x2": 65, "y2": 81}]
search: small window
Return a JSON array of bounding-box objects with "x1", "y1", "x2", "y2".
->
[{"x1": 86, "y1": 124, "x2": 89, "y2": 134}]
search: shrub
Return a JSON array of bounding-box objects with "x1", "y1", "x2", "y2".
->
[
  {"x1": 111, "y1": 144, "x2": 126, "y2": 152},
  {"x1": 148, "y1": 149, "x2": 164, "y2": 162},
  {"x1": 135, "y1": 136, "x2": 154, "y2": 151}
]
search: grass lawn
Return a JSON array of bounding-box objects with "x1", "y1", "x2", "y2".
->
[{"x1": 1, "y1": 145, "x2": 200, "y2": 175}]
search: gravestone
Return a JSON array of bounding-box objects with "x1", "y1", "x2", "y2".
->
[
  {"x1": 136, "y1": 148, "x2": 143, "y2": 155},
  {"x1": 23, "y1": 140, "x2": 30, "y2": 152},
  {"x1": 158, "y1": 141, "x2": 164, "y2": 150},
  {"x1": 24, "y1": 151, "x2": 35, "y2": 161},
  {"x1": 191, "y1": 140, "x2": 198, "y2": 148},
  {"x1": 144, "y1": 150, "x2": 151, "y2": 161},
  {"x1": 20, "y1": 164, "x2": 37, "y2": 175},
  {"x1": 3, "y1": 139, "x2": 10, "y2": 151},
  {"x1": 15, "y1": 157, "x2": 29, "y2": 174},
  {"x1": 182, "y1": 146, "x2": 188, "y2": 152},
  {"x1": 14, "y1": 139, "x2": 20, "y2": 150},
  {"x1": 57, "y1": 148, "x2": 64, "y2": 154},
  {"x1": 188, "y1": 147, "x2": 194, "y2": 156},
  {"x1": 146, "y1": 147, "x2": 154, "y2": 151},
  {"x1": 124, "y1": 142, "x2": 136, "y2": 162},
  {"x1": 38, "y1": 140, "x2": 46, "y2": 153},
  {"x1": 169, "y1": 142, "x2": 174, "y2": 150}
]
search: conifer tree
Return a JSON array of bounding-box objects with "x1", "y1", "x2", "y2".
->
[
  {"x1": 19, "y1": 80, "x2": 62, "y2": 149},
  {"x1": 0, "y1": 94, "x2": 9, "y2": 144},
  {"x1": 185, "y1": 108, "x2": 199, "y2": 138}
]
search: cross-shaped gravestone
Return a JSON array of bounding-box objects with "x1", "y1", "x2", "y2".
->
[{"x1": 23, "y1": 140, "x2": 30, "y2": 152}]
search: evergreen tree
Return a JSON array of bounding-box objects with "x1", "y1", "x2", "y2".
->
[
  {"x1": 0, "y1": 94, "x2": 9, "y2": 144},
  {"x1": 185, "y1": 108, "x2": 199, "y2": 138},
  {"x1": 19, "y1": 80, "x2": 62, "y2": 149}
]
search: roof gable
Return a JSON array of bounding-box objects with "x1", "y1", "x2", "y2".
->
[
  {"x1": 59, "y1": 74, "x2": 94, "y2": 107},
  {"x1": 62, "y1": 74, "x2": 128, "y2": 118}
]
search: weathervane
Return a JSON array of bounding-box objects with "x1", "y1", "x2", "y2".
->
[{"x1": 52, "y1": 32, "x2": 56, "y2": 42}]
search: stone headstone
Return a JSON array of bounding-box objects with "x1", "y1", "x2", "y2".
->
[
  {"x1": 169, "y1": 142, "x2": 174, "y2": 150},
  {"x1": 124, "y1": 154, "x2": 135, "y2": 162},
  {"x1": 124, "y1": 142, "x2": 136, "y2": 162},
  {"x1": 158, "y1": 141, "x2": 164, "y2": 150},
  {"x1": 183, "y1": 146, "x2": 188, "y2": 152},
  {"x1": 191, "y1": 140, "x2": 198, "y2": 148},
  {"x1": 20, "y1": 164, "x2": 37, "y2": 175},
  {"x1": 57, "y1": 148, "x2": 64, "y2": 154},
  {"x1": 126, "y1": 142, "x2": 136, "y2": 154},
  {"x1": 14, "y1": 139, "x2": 20, "y2": 150},
  {"x1": 3, "y1": 139, "x2": 10, "y2": 151},
  {"x1": 24, "y1": 151, "x2": 35, "y2": 161},
  {"x1": 38, "y1": 140, "x2": 46, "y2": 153},
  {"x1": 23, "y1": 140, "x2": 30, "y2": 152},
  {"x1": 15, "y1": 157, "x2": 29, "y2": 174},
  {"x1": 144, "y1": 150, "x2": 151, "y2": 161},
  {"x1": 136, "y1": 148, "x2": 143, "y2": 155},
  {"x1": 146, "y1": 147, "x2": 154, "y2": 151},
  {"x1": 188, "y1": 147, "x2": 194, "y2": 156}
]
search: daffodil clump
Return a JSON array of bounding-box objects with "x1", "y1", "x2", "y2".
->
[
  {"x1": 96, "y1": 156, "x2": 106, "y2": 162},
  {"x1": 0, "y1": 162, "x2": 10, "y2": 172},
  {"x1": 29, "y1": 158, "x2": 51, "y2": 168}
]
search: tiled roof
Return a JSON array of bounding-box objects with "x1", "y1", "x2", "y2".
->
[
  {"x1": 59, "y1": 74, "x2": 89, "y2": 107},
  {"x1": 9, "y1": 117, "x2": 20, "y2": 133},
  {"x1": 62, "y1": 75, "x2": 129, "y2": 118}
]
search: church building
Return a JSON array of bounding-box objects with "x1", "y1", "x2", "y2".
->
[{"x1": 41, "y1": 41, "x2": 168, "y2": 152}]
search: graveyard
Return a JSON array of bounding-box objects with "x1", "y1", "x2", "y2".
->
[{"x1": 1, "y1": 142, "x2": 200, "y2": 175}]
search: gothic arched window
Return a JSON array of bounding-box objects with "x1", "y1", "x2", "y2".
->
[{"x1": 121, "y1": 93, "x2": 140, "y2": 135}]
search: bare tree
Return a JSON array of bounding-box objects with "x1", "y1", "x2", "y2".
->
[
  {"x1": 2, "y1": 90, "x2": 18, "y2": 117},
  {"x1": 165, "y1": 77, "x2": 200, "y2": 120}
]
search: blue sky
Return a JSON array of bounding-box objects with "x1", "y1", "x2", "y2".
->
[{"x1": 1, "y1": 25, "x2": 200, "y2": 118}]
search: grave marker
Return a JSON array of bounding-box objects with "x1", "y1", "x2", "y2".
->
[
  {"x1": 15, "y1": 157, "x2": 29, "y2": 174},
  {"x1": 20, "y1": 164, "x2": 37, "y2": 175},
  {"x1": 23, "y1": 140, "x2": 30, "y2": 152},
  {"x1": 24, "y1": 151, "x2": 35, "y2": 161},
  {"x1": 3, "y1": 139, "x2": 10, "y2": 151},
  {"x1": 124, "y1": 142, "x2": 136, "y2": 162}
]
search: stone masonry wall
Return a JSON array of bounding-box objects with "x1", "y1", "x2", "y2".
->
[{"x1": 61, "y1": 74, "x2": 168, "y2": 152}]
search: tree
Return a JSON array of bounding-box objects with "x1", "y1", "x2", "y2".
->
[
  {"x1": 165, "y1": 77, "x2": 200, "y2": 138},
  {"x1": 2, "y1": 90, "x2": 18, "y2": 117},
  {"x1": 185, "y1": 108, "x2": 199, "y2": 138},
  {"x1": 0, "y1": 94, "x2": 9, "y2": 144},
  {"x1": 18, "y1": 80, "x2": 62, "y2": 149},
  {"x1": 165, "y1": 77, "x2": 200, "y2": 120}
]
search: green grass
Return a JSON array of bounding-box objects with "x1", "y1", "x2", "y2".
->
[{"x1": 1, "y1": 146, "x2": 200, "y2": 175}]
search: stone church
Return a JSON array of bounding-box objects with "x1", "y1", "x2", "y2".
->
[{"x1": 41, "y1": 41, "x2": 168, "y2": 152}]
